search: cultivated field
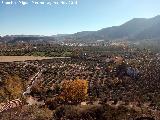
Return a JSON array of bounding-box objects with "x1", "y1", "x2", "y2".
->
[{"x1": 0, "y1": 56, "x2": 70, "y2": 62}]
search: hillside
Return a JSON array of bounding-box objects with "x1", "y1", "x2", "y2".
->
[{"x1": 56, "y1": 15, "x2": 160, "y2": 41}]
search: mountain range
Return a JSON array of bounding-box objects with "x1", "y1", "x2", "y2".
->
[
  {"x1": 1, "y1": 15, "x2": 160, "y2": 43},
  {"x1": 55, "y1": 15, "x2": 160, "y2": 42}
]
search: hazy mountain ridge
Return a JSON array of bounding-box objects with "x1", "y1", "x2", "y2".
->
[
  {"x1": 58, "y1": 15, "x2": 160, "y2": 41},
  {"x1": 1, "y1": 15, "x2": 160, "y2": 43}
]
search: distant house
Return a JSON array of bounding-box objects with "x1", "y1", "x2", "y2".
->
[
  {"x1": 126, "y1": 67, "x2": 139, "y2": 79},
  {"x1": 113, "y1": 56, "x2": 124, "y2": 64},
  {"x1": 26, "y1": 96, "x2": 45, "y2": 106},
  {"x1": 116, "y1": 64, "x2": 140, "y2": 79}
]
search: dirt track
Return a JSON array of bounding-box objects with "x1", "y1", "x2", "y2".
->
[{"x1": 0, "y1": 56, "x2": 69, "y2": 62}]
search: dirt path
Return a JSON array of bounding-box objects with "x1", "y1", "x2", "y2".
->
[{"x1": 0, "y1": 56, "x2": 70, "y2": 62}]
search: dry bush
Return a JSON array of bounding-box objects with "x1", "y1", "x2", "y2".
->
[
  {"x1": 4, "y1": 75, "x2": 24, "y2": 100},
  {"x1": 52, "y1": 104, "x2": 141, "y2": 120},
  {"x1": 59, "y1": 79, "x2": 88, "y2": 104}
]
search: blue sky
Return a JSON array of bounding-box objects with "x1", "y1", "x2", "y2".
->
[{"x1": 0, "y1": 0, "x2": 160, "y2": 36}]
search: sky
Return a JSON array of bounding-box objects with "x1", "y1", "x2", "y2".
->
[{"x1": 0, "y1": 0, "x2": 160, "y2": 36}]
